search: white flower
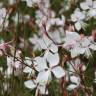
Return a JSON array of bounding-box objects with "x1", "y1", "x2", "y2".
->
[
  {"x1": 80, "y1": 0, "x2": 96, "y2": 18},
  {"x1": 63, "y1": 31, "x2": 81, "y2": 49},
  {"x1": 29, "y1": 33, "x2": 59, "y2": 53},
  {"x1": 38, "y1": 34, "x2": 58, "y2": 53},
  {"x1": 65, "y1": 36, "x2": 92, "y2": 58},
  {"x1": 71, "y1": 8, "x2": 86, "y2": 31},
  {"x1": 34, "y1": 53, "x2": 65, "y2": 84}
]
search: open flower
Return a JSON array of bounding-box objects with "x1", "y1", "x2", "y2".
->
[
  {"x1": 63, "y1": 31, "x2": 81, "y2": 49},
  {"x1": 63, "y1": 32, "x2": 94, "y2": 58},
  {"x1": 71, "y1": 8, "x2": 86, "y2": 31},
  {"x1": 80, "y1": 0, "x2": 96, "y2": 18},
  {"x1": 70, "y1": 37, "x2": 92, "y2": 58},
  {"x1": 34, "y1": 53, "x2": 65, "y2": 84}
]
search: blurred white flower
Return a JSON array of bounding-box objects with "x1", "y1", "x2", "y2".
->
[
  {"x1": 29, "y1": 35, "x2": 42, "y2": 51},
  {"x1": 0, "y1": 8, "x2": 9, "y2": 31},
  {"x1": 6, "y1": 50, "x2": 22, "y2": 77},
  {"x1": 33, "y1": 53, "x2": 65, "y2": 84},
  {"x1": 71, "y1": 8, "x2": 86, "y2": 31},
  {"x1": 63, "y1": 32, "x2": 93, "y2": 58},
  {"x1": 63, "y1": 31, "x2": 81, "y2": 49},
  {"x1": 70, "y1": 37, "x2": 92, "y2": 58},
  {"x1": 80, "y1": 0, "x2": 96, "y2": 18}
]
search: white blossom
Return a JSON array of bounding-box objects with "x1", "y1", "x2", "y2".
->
[
  {"x1": 80, "y1": 0, "x2": 96, "y2": 18},
  {"x1": 71, "y1": 8, "x2": 86, "y2": 31}
]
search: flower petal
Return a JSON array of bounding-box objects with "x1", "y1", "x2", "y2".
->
[
  {"x1": 51, "y1": 66, "x2": 65, "y2": 78},
  {"x1": 24, "y1": 80, "x2": 36, "y2": 89},
  {"x1": 49, "y1": 43, "x2": 58, "y2": 53},
  {"x1": 67, "y1": 84, "x2": 78, "y2": 91},
  {"x1": 93, "y1": 1, "x2": 96, "y2": 9},
  {"x1": 80, "y1": 2, "x2": 89, "y2": 10},
  {"x1": 34, "y1": 57, "x2": 48, "y2": 71},
  {"x1": 23, "y1": 66, "x2": 33, "y2": 74},
  {"x1": 36, "y1": 70, "x2": 51, "y2": 84},
  {"x1": 75, "y1": 22, "x2": 81, "y2": 31},
  {"x1": 71, "y1": 14, "x2": 77, "y2": 22},
  {"x1": 24, "y1": 57, "x2": 32, "y2": 66},
  {"x1": 70, "y1": 76, "x2": 80, "y2": 84},
  {"x1": 46, "y1": 52, "x2": 59, "y2": 68}
]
